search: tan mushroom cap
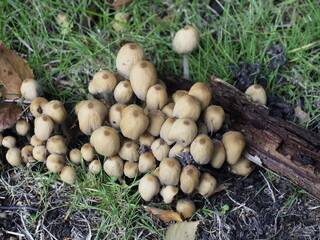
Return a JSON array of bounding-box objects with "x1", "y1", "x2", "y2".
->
[
  {"x1": 222, "y1": 131, "x2": 245, "y2": 165},
  {"x1": 2, "y1": 136, "x2": 16, "y2": 148},
  {"x1": 180, "y1": 165, "x2": 200, "y2": 194},
  {"x1": 204, "y1": 105, "x2": 225, "y2": 133},
  {"x1": 114, "y1": 80, "x2": 133, "y2": 104},
  {"x1": 34, "y1": 114, "x2": 54, "y2": 141},
  {"x1": 60, "y1": 166, "x2": 76, "y2": 184},
  {"x1": 103, "y1": 155, "x2": 124, "y2": 178},
  {"x1": 160, "y1": 185, "x2": 179, "y2": 204},
  {"x1": 188, "y1": 82, "x2": 212, "y2": 110},
  {"x1": 172, "y1": 26, "x2": 200, "y2": 55},
  {"x1": 168, "y1": 118, "x2": 198, "y2": 147},
  {"x1": 146, "y1": 84, "x2": 168, "y2": 110},
  {"x1": 147, "y1": 110, "x2": 166, "y2": 137},
  {"x1": 210, "y1": 139, "x2": 226, "y2": 169},
  {"x1": 88, "y1": 70, "x2": 118, "y2": 95},
  {"x1": 20, "y1": 78, "x2": 43, "y2": 100},
  {"x1": 21, "y1": 145, "x2": 35, "y2": 163},
  {"x1": 15, "y1": 119, "x2": 30, "y2": 136},
  {"x1": 158, "y1": 158, "x2": 181, "y2": 186},
  {"x1": 150, "y1": 138, "x2": 170, "y2": 161},
  {"x1": 196, "y1": 172, "x2": 217, "y2": 197},
  {"x1": 124, "y1": 161, "x2": 139, "y2": 178},
  {"x1": 46, "y1": 135, "x2": 68, "y2": 155},
  {"x1": 139, "y1": 132, "x2": 155, "y2": 147},
  {"x1": 88, "y1": 160, "x2": 102, "y2": 175},
  {"x1": 81, "y1": 143, "x2": 95, "y2": 162},
  {"x1": 33, "y1": 145, "x2": 47, "y2": 162},
  {"x1": 118, "y1": 140, "x2": 139, "y2": 162},
  {"x1": 6, "y1": 148, "x2": 22, "y2": 167},
  {"x1": 69, "y1": 148, "x2": 81, "y2": 164},
  {"x1": 172, "y1": 90, "x2": 188, "y2": 104},
  {"x1": 173, "y1": 94, "x2": 201, "y2": 121},
  {"x1": 176, "y1": 198, "x2": 196, "y2": 219},
  {"x1": 138, "y1": 174, "x2": 160, "y2": 201},
  {"x1": 46, "y1": 154, "x2": 66, "y2": 173},
  {"x1": 160, "y1": 118, "x2": 176, "y2": 145},
  {"x1": 43, "y1": 100, "x2": 67, "y2": 124},
  {"x1": 245, "y1": 84, "x2": 267, "y2": 105},
  {"x1": 30, "y1": 97, "x2": 48, "y2": 117},
  {"x1": 229, "y1": 156, "x2": 253, "y2": 176},
  {"x1": 112, "y1": 12, "x2": 130, "y2": 32},
  {"x1": 109, "y1": 103, "x2": 126, "y2": 129},
  {"x1": 138, "y1": 152, "x2": 156, "y2": 173},
  {"x1": 90, "y1": 126, "x2": 120, "y2": 157},
  {"x1": 168, "y1": 143, "x2": 185, "y2": 158},
  {"x1": 190, "y1": 134, "x2": 214, "y2": 165},
  {"x1": 30, "y1": 135, "x2": 45, "y2": 147},
  {"x1": 162, "y1": 103, "x2": 175, "y2": 118}
]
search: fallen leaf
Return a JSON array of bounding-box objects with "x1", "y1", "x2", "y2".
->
[
  {"x1": 213, "y1": 183, "x2": 229, "y2": 194},
  {"x1": 294, "y1": 106, "x2": 310, "y2": 122},
  {"x1": 0, "y1": 102, "x2": 23, "y2": 132},
  {"x1": 143, "y1": 206, "x2": 183, "y2": 222},
  {"x1": 166, "y1": 221, "x2": 200, "y2": 240},
  {"x1": 111, "y1": 0, "x2": 134, "y2": 10}
]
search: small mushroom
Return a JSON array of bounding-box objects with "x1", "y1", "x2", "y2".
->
[
  {"x1": 90, "y1": 126, "x2": 120, "y2": 157},
  {"x1": 15, "y1": 119, "x2": 30, "y2": 136},
  {"x1": 118, "y1": 140, "x2": 139, "y2": 162},
  {"x1": 147, "y1": 110, "x2": 165, "y2": 137},
  {"x1": 176, "y1": 199, "x2": 196, "y2": 219},
  {"x1": 81, "y1": 143, "x2": 95, "y2": 162},
  {"x1": 109, "y1": 103, "x2": 127, "y2": 129},
  {"x1": 172, "y1": 90, "x2": 188, "y2": 104},
  {"x1": 168, "y1": 143, "x2": 185, "y2": 158},
  {"x1": 173, "y1": 94, "x2": 201, "y2": 121},
  {"x1": 114, "y1": 80, "x2": 133, "y2": 104},
  {"x1": 124, "y1": 161, "x2": 139, "y2": 178},
  {"x1": 30, "y1": 97, "x2": 48, "y2": 117},
  {"x1": 34, "y1": 115, "x2": 54, "y2": 141},
  {"x1": 160, "y1": 186, "x2": 179, "y2": 204},
  {"x1": 103, "y1": 155, "x2": 124, "y2": 178},
  {"x1": 30, "y1": 135, "x2": 45, "y2": 147},
  {"x1": 21, "y1": 145, "x2": 35, "y2": 163},
  {"x1": 245, "y1": 84, "x2": 267, "y2": 105},
  {"x1": 60, "y1": 166, "x2": 76, "y2": 184},
  {"x1": 159, "y1": 118, "x2": 176, "y2": 145},
  {"x1": 6, "y1": 148, "x2": 22, "y2": 166},
  {"x1": 146, "y1": 84, "x2": 168, "y2": 110},
  {"x1": 32, "y1": 145, "x2": 47, "y2": 162},
  {"x1": 190, "y1": 134, "x2": 214, "y2": 165},
  {"x1": 204, "y1": 105, "x2": 225, "y2": 133},
  {"x1": 150, "y1": 138, "x2": 170, "y2": 161},
  {"x1": 43, "y1": 100, "x2": 67, "y2": 124},
  {"x1": 112, "y1": 12, "x2": 130, "y2": 32},
  {"x1": 162, "y1": 103, "x2": 175, "y2": 118},
  {"x1": 229, "y1": 156, "x2": 253, "y2": 176},
  {"x1": 168, "y1": 118, "x2": 197, "y2": 147},
  {"x1": 138, "y1": 152, "x2": 156, "y2": 173},
  {"x1": 222, "y1": 131, "x2": 245, "y2": 165},
  {"x1": 196, "y1": 172, "x2": 217, "y2": 197},
  {"x1": 20, "y1": 78, "x2": 43, "y2": 100},
  {"x1": 138, "y1": 174, "x2": 160, "y2": 201},
  {"x1": 158, "y1": 158, "x2": 181, "y2": 186},
  {"x1": 2, "y1": 136, "x2": 16, "y2": 148},
  {"x1": 188, "y1": 82, "x2": 212, "y2": 110},
  {"x1": 210, "y1": 139, "x2": 226, "y2": 169},
  {"x1": 88, "y1": 70, "x2": 118, "y2": 99},
  {"x1": 180, "y1": 165, "x2": 200, "y2": 194},
  {"x1": 46, "y1": 135, "x2": 68, "y2": 155},
  {"x1": 139, "y1": 132, "x2": 155, "y2": 147},
  {"x1": 88, "y1": 160, "x2": 102, "y2": 175},
  {"x1": 46, "y1": 154, "x2": 66, "y2": 173},
  {"x1": 69, "y1": 148, "x2": 81, "y2": 164}
]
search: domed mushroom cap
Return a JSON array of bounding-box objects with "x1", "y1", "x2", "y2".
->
[
  {"x1": 88, "y1": 160, "x2": 102, "y2": 175},
  {"x1": 124, "y1": 161, "x2": 139, "y2": 178},
  {"x1": 229, "y1": 156, "x2": 253, "y2": 176},
  {"x1": 103, "y1": 155, "x2": 124, "y2": 178},
  {"x1": 176, "y1": 198, "x2": 196, "y2": 219},
  {"x1": 147, "y1": 110, "x2": 165, "y2": 137},
  {"x1": 88, "y1": 70, "x2": 117, "y2": 95},
  {"x1": 188, "y1": 82, "x2": 212, "y2": 110},
  {"x1": 34, "y1": 114, "x2": 54, "y2": 141},
  {"x1": 168, "y1": 118, "x2": 197, "y2": 147},
  {"x1": 172, "y1": 26, "x2": 200, "y2": 55},
  {"x1": 69, "y1": 148, "x2": 81, "y2": 164},
  {"x1": 190, "y1": 134, "x2": 214, "y2": 165},
  {"x1": 138, "y1": 152, "x2": 156, "y2": 173},
  {"x1": 146, "y1": 84, "x2": 168, "y2": 110},
  {"x1": 204, "y1": 105, "x2": 225, "y2": 133},
  {"x1": 222, "y1": 131, "x2": 245, "y2": 165},
  {"x1": 116, "y1": 43, "x2": 145, "y2": 79},
  {"x1": 160, "y1": 185, "x2": 179, "y2": 204},
  {"x1": 172, "y1": 90, "x2": 188, "y2": 104},
  {"x1": 6, "y1": 148, "x2": 22, "y2": 166},
  {"x1": 21, "y1": 145, "x2": 35, "y2": 163},
  {"x1": 130, "y1": 60, "x2": 158, "y2": 100},
  {"x1": 20, "y1": 78, "x2": 43, "y2": 100},
  {"x1": 139, "y1": 132, "x2": 155, "y2": 147},
  {"x1": 114, "y1": 80, "x2": 133, "y2": 104},
  {"x1": 30, "y1": 97, "x2": 48, "y2": 117},
  {"x1": 43, "y1": 100, "x2": 67, "y2": 124},
  {"x1": 15, "y1": 119, "x2": 30, "y2": 136},
  {"x1": 196, "y1": 172, "x2": 217, "y2": 197},
  {"x1": 2, "y1": 136, "x2": 16, "y2": 148},
  {"x1": 81, "y1": 143, "x2": 95, "y2": 162},
  {"x1": 180, "y1": 165, "x2": 200, "y2": 194},
  {"x1": 245, "y1": 84, "x2": 267, "y2": 105},
  {"x1": 90, "y1": 126, "x2": 120, "y2": 157},
  {"x1": 76, "y1": 99, "x2": 108, "y2": 135},
  {"x1": 46, "y1": 135, "x2": 68, "y2": 155},
  {"x1": 138, "y1": 174, "x2": 160, "y2": 201},
  {"x1": 120, "y1": 104, "x2": 149, "y2": 140},
  {"x1": 162, "y1": 103, "x2": 175, "y2": 118},
  {"x1": 109, "y1": 103, "x2": 126, "y2": 129},
  {"x1": 60, "y1": 166, "x2": 76, "y2": 184},
  {"x1": 118, "y1": 140, "x2": 139, "y2": 162},
  {"x1": 30, "y1": 135, "x2": 45, "y2": 147},
  {"x1": 210, "y1": 139, "x2": 226, "y2": 169},
  {"x1": 46, "y1": 154, "x2": 66, "y2": 173},
  {"x1": 173, "y1": 94, "x2": 201, "y2": 121},
  {"x1": 168, "y1": 143, "x2": 185, "y2": 158},
  {"x1": 32, "y1": 145, "x2": 47, "y2": 162},
  {"x1": 160, "y1": 118, "x2": 177, "y2": 145},
  {"x1": 158, "y1": 158, "x2": 181, "y2": 186},
  {"x1": 151, "y1": 138, "x2": 170, "y2": 161}
]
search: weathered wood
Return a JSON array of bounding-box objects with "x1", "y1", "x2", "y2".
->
[{"x1": 161, "y1": 74, "x2": 320, "y2": 199}]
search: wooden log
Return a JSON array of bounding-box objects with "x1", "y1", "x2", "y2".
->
[{"x1": 161, "y1": 74, "x2": 320, "y2": 199}]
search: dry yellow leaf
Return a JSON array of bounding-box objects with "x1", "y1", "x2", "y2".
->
[
  {"x1": 166, "y1": 221, "x2": 200, "y2": 240},
  {"x1": 143, "y1": 205, "x2": 183, "y2": 222}
]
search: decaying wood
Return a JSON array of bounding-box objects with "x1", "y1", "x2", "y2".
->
[{"x1": 161, "y1": 75, "x2": 320, "y2": 199}]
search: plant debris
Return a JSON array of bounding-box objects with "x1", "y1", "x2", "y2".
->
[
  {"x1": 143, "y1": 206, "x2": 183, "y2": 222},
  {"x1": 267, "y1": 96, "x2": 295, "y2": 121},
  {"x1": 166, "y1": 221, "x2": 200, "y2": 240},
  {"x1": 0, "y1": 102, "x2": 23, "y2": 132},
  {"x1": 266, "y1": 45, "x2": 287, "y2": 70}
]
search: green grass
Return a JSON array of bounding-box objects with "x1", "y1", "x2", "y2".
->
[{"x1": 1, "y1": 0, "x2": 319, "y2": 239}]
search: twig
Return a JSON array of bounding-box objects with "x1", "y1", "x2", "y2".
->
[
  {"x1": 4, "y1": 230, "x2": 25, "y2": 237},
  {"x1": 0, "y1": 206, "x2": 38, "y2": 211}
]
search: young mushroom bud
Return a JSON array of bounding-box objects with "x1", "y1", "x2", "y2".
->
[
  {"x1": 103, "y1": 155, "x2": 124, "y2": 178},
  {"x1": 88, "y1": 70, "x2": 118, "y2": 98},
  {"x1": 43, "y1": 100, "x2": 67, "y2": 124},
  {"x1": 33, "y1": 145, "x2": 47, "y2": 162},
  {"x1": 160, "y1": 186, "x2": 179, "y2": 204},
  {"x1": 204, "y1": 105, "x2": 225, "y2": 133},
  {"x1": 172, "y1": 90, "x2": 188, "y2": 104},
  {"x1": 2, "y1": 136, "x2": 16, "y2": 148},
  {"x1": 146, "y1": 84, "x2": 168, "y2": 110},
  {"x1": 15, "y1": 119, "x2": 30, "y2": 136},
  {"x1": 196, "y1": 173, "x2": 217, "y2": 197},
  {"x1": 114, "y1": 80, "x2": 133, "y2": 104},
  {"x1": 158, "y1": 158, "x2": 181, "y2": 185},
  {"x1": 138, "y1": 174, "x2": 160, "y2": 201},
  {"x1": 129, "y1": 60, "x2": 158, "y2": 100},
  {"x1": 120, "y1": 104, "x2": 149, "y2": 140},
  {"x1": 76, "y1": 99, "x2": 108, "y2": 135},
  {"x1": 90, "y1": 126, "x2": 120, "y2": 157},
  {"x1": 118, "y1": 141, "x2": 139, "y2": 162},
  {"x1": 34, "y1": 115, "x2": 54, "y2": 141},
  {"x1": 222, "y1": 131, "x2": 245, "y2": 165},
  {"x1": 229, "y1": 156, "x2": 253, "y2": 176},
  {"x1": 88, "y1": 160, "x2": 102, "y2": 175},
  {"x1": 190, "y1": 134, "x2": 214, "y2": 165},
  {"x1": 20, "y1": 78, "x2": 43, "y2": 100},
  {"x1": 176, "y1": 199, "x2": 196, "y2": 219},
  {"x1": 6, "y1": 148, "x2": 22, "y2": 166},
  {"x1": 46, "y1": 135, "x2": 68, "y2": 155},
  {"x1": 150, "y1": 138, "x2": 170, "y2": 161},
  {"x1": 188, "y1": 82, "x2": 212, "y2": 110},
  {"x1": 30, "y1": 135, "x2": 45, "y2": 147},
  {"x1": 21, "y1": 145, "x2": 35, "y2": 163},
  {"x1": 210, "y1": 139, "x2": 226, "y2": 169},
  {"x1": 180, "y1": 165, "x2": 200, "y2": 194},
  {"x1": 160, "y1": 118, "x2": 176, "y2": 145},
  {"x1": 81, "y1": 143, "x2": 95, "y2": 162},
  {"x1": 69, "y1": 148, "x2": 81, "y2": 164},
  {"x1": 60, "y1": 166, "x2": 76, "y2": 184},
  {"x1": 30, "y1": 97, "x2": 48, "y2": 117},
  {"x1": 147, "y1": 110, "x2": 165, "y2": 137},
  {"x1": 109, "y1": 103, "x2": 126, "y2": 129},
  {"x1": 138, "y1": 152, "x2": 156, "y2": 173},
  {"x1": 112, "y1": 12, "x2": 130, "y2": 32},
  {"x1": 139, "y1": 132, "x2": 155, "y2": 147},
  {"x1": 124, "y1": 161, "x2": 139, "y2": 178},
  {"x1": 46, "y1": 154, "x2": 66, "y2": 173},
  {"x1": 245, "y1": 84, "x2": 267, "y2": 105},
  {"x1": 173, "y1": 95, "x2": 201, "y2": 121},
  {"x1": 168, "y1": 143, "x2": 185, "y2": 158},
  {"x1": 162, "y1": 103, "x2": 175, "y2": 118},
  {"x1": 116, "y1": 43, "x2": 145, "y2": 79},
  {"x1": 168, "y1": 118, "x2": 197, "y2": 147}
]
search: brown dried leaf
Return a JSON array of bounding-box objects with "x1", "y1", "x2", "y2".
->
[
  {"x1": 294, "y1": 106, "x2": 310, "y2": 122},
  {"x1": 143, "y1": 206, "x2": 183, "y2": 222},
  {"x1": 166, "y1": 221, "x2": 200, "y2": 240},
  {"x1": 0, "y1": 102, "x2": 23, "y2": 132},
  {"x1": 112, "y1": 0, "x2": 134, "y2": 10},
  {"x1": 213, "y1": 183, "x2": 230, "y2": 194}
]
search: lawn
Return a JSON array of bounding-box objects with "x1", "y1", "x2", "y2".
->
[{"x1": 0, "y1": 0, "x2": 319, "y2": 239}]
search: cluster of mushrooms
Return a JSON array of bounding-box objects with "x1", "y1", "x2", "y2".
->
[{"x1": 1, "y1": 26, "x2": 267, "y2": 218}]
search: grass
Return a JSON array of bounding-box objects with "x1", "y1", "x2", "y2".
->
[{"x1": 1, "y1": 0, "x2": 319, "y2": 239}]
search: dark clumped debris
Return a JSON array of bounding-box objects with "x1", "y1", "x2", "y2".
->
[
  {"x1": 298, "y1": 155, "x2": 315, "y2": 166},
  {"x1": 266, "y1": 45, "x2": 287, "y2": 70},
  {"x1": 267, "y1": 96, "x2": 295, "y2": 121},
  {"x1": 175, "y1": 151, "x2": 195, "y2": 167}
]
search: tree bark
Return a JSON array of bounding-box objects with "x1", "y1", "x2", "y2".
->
[{"x1": 161, "y1": 74, "x2": 320, "y2": 199}]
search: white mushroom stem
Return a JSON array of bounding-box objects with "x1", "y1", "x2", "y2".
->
[{"x1": 183, "y1": 54, "x2": 189, "y2": 80}]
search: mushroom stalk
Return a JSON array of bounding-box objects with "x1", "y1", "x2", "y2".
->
[{"x1": 183, "y1": 54, "x2": 189, "y2": 80}]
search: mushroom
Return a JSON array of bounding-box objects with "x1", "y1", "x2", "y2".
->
[
  {"x1": 32, "y1": 145, "x2": 47, "y2": 162},
  {"x1": 150, "y1": 138, "x2": 170, "y2": 161},
  {"x1": 21, "y1": 145, "x2": 35, "y2": 163},
  {"x1": 60, "y1": 166, "x2": 76, "y2": 184},
  {"x1": 20, "y1": 78, "x2": 43, "y2": 100},
  {"x1": 112, "y1": 12, "x2": 130, "y2": 32},
  {"x1": 147, "y1": 110, "x2": 165, "y2": 137},
  {"x1": 222, "y1": 131, "x2": 245, "y2": 165},
  {"x1": 2, "y1": 136, "x2": 16, "y2": 148},
  {"x1": 204, "y1": 105, "x2": 225, "y2": 133},
  {"x1": 162, "y1": 103, "x2": 175, "y2": 118},
  {"x1": 15, "y1": 119, "x2": 30, "y2": 136},
  {"x1": 113, "y1": 80, "x2": 133, "y2": 104},
  {"x1": 88, "y1": 70, "x2": 118, "y2": 100},
  {"x1": 138, "y1": 174, "x2": 160, "y2": 201},
  {"x1": 172, "y1": 26, "x2": 200, "y2": 79},
  {"x1": 69, "y1": 148, "x2": 81, "y2": 164},
  {"x1": 158, "y1": 158, "x2": 181, "y2": 185},
  {"x1": 30, "y1": 135, "x2": 45, "y2": 147},
  {"x1": 229, "y1": 156, "x2": 253, "y2": 176},
  {"x1": 120, "y1": 104, "x2": 149, "y2": 140},
  {"x1": 180, "y1": 165, "x2": 200, "y2": 194},
  {"x1": 46, "y1": 154, "x2": 66, "y2": 173},
  {"x1": 124, "y1": 161, "x2": 139, "y2": 178},
  {"x1": 46, "y1": 135, "x2": 68, "y2": 155},
  {"x1": 146, "y1": 84, "x2": 168, "y2": 110},
  {"x1": 188, "y1": 82, "x2": 212, "y2": 110},
  {"x1": 109, "y1": 103, "x2": 126, "y2": 129},
  {"x1": 116, "y1": 43, "x2": 145, "y2": 79},
  {"x1": 172, "y1": 90, "x2": 188, "y2": 104},
  {"x1": 139, "y1": 132, "x2": 155, "y2": 147},
  {"x1": 6, "y1": 148, "x2": 22, "y2": 166},
  {"x1": 129, "y1": 60, "x2": 158, "y2": 100},
  {"x1": 88, "y1": 160, "x2": 102, "y2": 175},
  {"x1": 81, "y1": 143, "x2": 95, "y2": 162},
  {"x1": 196, "y1": 172, "x2": 217, "y2": 197},
  {"x1": 173, "y1": 94, "x2": 201, "y2": 121},
  {"x1": 43, "y1": 100, "x2": 67, "y2": 125},
  {"x1": 118, "y1": 140, "x2": 139, "y2": 162},
  {"x1": 34, "y1": 115, "x2": 54, "y2": 141},
  {"x1": 159, "y1": 118, "x2": 176, "y2": 145},
  {"x1": 245, "y1": 84, "x2": 267, "y2": 105},
  {"x1": 90, "y1": 126, "x2": 120, "y2": 157},
  {"x1": 138, "y1": 152, "x2": 156, "y2": 173},
  {"x1": 210, "y1": 139, "x2": 226, "y2": 169},
  {"x1": 151, "y1": 167, "x2": 160, "y2": 178},
  {"x1": 103, "y1": 155, "x2": 124, "y2": 178},
  {"x1": 190, "y1": 134, "x2": 214, "y2": 165},
  {"x1": 168, "y1": 143, "x2": 185, "y2": 158},
  {"x1": 168, "y1": 118, "x2": 197, "y2": 147},
  {"x1": 197, "y1": 122, "x2": 208, "y2": 135},
  {"x1": 160, "y1": 186, "x2": 179, "y2": 204},
  {"x1": 176, "y1": 199, "x2": 196, "y2": 219},
  {"x1": 30, "y1": 97, "x2": 48, "y2": 117}
]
